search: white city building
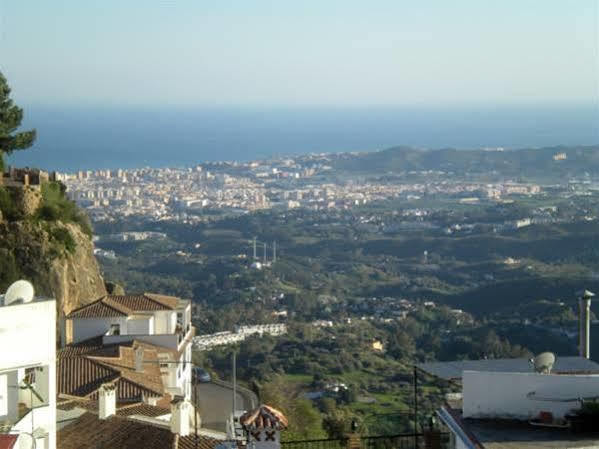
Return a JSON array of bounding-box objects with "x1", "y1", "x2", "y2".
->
[
  {"x1": 420, "y1": 355, "x2": 599, "y2": 449},
  {"x1": 0, "y1": 281, "x2": 57, "y2": 449},
  {"x1": 64, "y1": 293, "x2": 194, "y2": 400}
]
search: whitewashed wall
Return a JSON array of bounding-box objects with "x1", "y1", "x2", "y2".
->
[
  {"x1": 71, "y1": 316, "x2": 128, "y2": 343},
  {"x1": 0, "y1": 299, "x2": 56, "y2": 449},
  {"x1": 463, "y1": 370, "x2": 599, "y2": 420}
]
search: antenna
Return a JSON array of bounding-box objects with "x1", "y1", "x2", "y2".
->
[
  {"x1": 532, "y1": 352, "x2": 555, "y2": 374},
  {"x1": 4, "y1": 280, "x2": 35, "y2": 305}
]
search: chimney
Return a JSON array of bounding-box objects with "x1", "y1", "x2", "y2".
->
[
  {"x1": 170, "y1": 396, "x2": 191, "y2": 437},
  {"x1": 98, "y1": 383, "x2": 116, "y2": 419},
  {"x1": 579, "y1": 290, "x2": 595, "y2": 359}
]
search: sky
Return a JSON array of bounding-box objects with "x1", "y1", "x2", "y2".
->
[{"x1": 0, "y1": 1, "x2": 598, "y2": 107}]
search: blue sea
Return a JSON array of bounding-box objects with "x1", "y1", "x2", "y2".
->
[{"x1": 7, "y1": 104, "x2": 599, "y2": 172}]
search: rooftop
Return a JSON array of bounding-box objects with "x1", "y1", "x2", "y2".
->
[
  {"x1": 418, "y1": 356, "x2": 599, "y2": 381},
  {"x1": 440, "y1": 406, "x2": 599, "y2": 449},
  {"x1": 58, "y1": 410, "x2": 220, "y2": 449},
  {"x1": 240, "y1": 405, "x2": 288, "y2": 430},
  {"x1": 58, "y1": 338, "x2": 167, "y2": 400},
  {"x1": 0, "y1": 294, "x2": 54, "y2": 308},
  {"x1": 66, "y1": 293, "x2": 187, "y2": 318}
]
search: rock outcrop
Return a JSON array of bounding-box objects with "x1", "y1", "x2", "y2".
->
[{"x1": 0, "y1": 219, "x2": 106, "y2": 318}]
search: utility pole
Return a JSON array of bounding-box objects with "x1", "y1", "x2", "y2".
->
[
  {"x1": 253, "y1": 237, "x2": 257, "y2": 260},
  {"x1": 413, "y1": 366, "x2": 418, "y2": 449},
  {"x1": 194, "y1": 375, "x2": 198, "y2": 449},
  {"x1": 232, "y1": 351, "x2": 237, "y2": 418},
  {"x1": 263, "y1": 243, "x2": 267, "y2": 264},
  {"x1": 273, "y1": 241, "x2": 277, "y2": 263}
]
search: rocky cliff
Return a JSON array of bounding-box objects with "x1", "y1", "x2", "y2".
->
[{"x1": 0, "y1": 214, "x2": 106, "y2": 318}]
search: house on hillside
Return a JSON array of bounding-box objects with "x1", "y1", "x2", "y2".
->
[{"x1": 63, "y1": 293, "x2": 194, "y2": 400}]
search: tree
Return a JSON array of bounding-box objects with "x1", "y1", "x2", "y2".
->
[{"x1": 0, "y1": 72, "x2": 36, "y2": 169}]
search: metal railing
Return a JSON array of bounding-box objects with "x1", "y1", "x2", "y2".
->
[
  {"x1": 362, "y1": 433, "x2": 451, "y2": 449},
  {"x1": 282, "y1": 437, "x2": 348, "y2": 449},
  {"x1": 282, "y1": 433, "x2": 451, "y2": 449}
]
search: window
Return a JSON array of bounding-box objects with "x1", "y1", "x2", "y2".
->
[
  {"x1": 24, "y1": 367, "x2": 36, "y2": 384},
  {"x1": 110, "y1": 324, "x2": 120, "y2": 335}
]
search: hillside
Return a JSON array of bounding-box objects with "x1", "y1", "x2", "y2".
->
[
  {"x1": 0, "y1": 178, "x2": 106, "y2": 318},
  {"x1": 332, "y1": 145, "x2": 599, "y2": 180}
]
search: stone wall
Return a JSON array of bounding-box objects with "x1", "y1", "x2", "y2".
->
[{"x1": 7, "y1": 185, "x2": 42, "y2": 216}]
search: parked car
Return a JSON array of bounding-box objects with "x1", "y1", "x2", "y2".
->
[{"x1": 192, "y1": 367, "x2": 211, "y2": 383}]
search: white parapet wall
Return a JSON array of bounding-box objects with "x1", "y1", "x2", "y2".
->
[{"x1": 463, "y1": 370, "x2": 599, "y2": 420}]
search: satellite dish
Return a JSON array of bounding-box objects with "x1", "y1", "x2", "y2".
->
[
  {"x1": 532, "y1": 352, "x2": 555, "y2": 374},
  {"x1": 4, "y1": 280, "x2": 35, "y2": 305}
]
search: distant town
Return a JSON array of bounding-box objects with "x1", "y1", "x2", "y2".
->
[{"x1": 57, "y1": 152, "x2": 586, "y2": 224}]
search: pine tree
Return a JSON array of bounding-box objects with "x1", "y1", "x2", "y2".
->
[{"x1": 0, "y1": 71, "x2": 36, "y2": 170}]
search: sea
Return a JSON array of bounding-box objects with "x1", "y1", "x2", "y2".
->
[{"x1": 6, "y1": 104, "x2": 599, "y2": 172}]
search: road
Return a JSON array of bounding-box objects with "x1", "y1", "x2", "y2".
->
[{"x1": 196, "y1": 381, "x2": 256, "y2": 432}]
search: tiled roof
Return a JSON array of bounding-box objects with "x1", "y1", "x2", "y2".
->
[
  {"x1": 58, "y1": 356, "x2": 118, "y2": 397},
  {"x1": 58, "y1": 336, "x2": 106, "y2": 357},
  {"x1": 240, "y1": 405, "x2": 288, "y2": 430},
  {"x1": 116, "y1": 403, "x2": 170, "y2": 417},
  {"x1": 58, "y1": 341, "x2": 165, "y2": 401},
  {"x1": 0, "y1": 435, "x2": 18, "y2": 449},
  {"x1": 66, "y1": 293, "x2": 184, "y2": 319},
  {"x1": 58, "y1": 412, "x2": 221, "y2": 449},
  {"x1": 57, "y1": 398, "x2": 170, "y2": 417}
]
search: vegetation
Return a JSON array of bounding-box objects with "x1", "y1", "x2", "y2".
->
[
  {"x1": 0, "y1": 71, "x2": 36, "y2": 170},
  {"x1": 93, "y1": 192, "x2": 599, "y2": 436},
  {"x1": 36, "y1": 181, "x2": 93, "y2": 236},
  {"x1": 332, "y1": 145, "x2": 599, "y2": 182}
]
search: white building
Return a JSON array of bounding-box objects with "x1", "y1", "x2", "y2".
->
[
  {"x1": 64, "y1": 293, "x2": 194, "y2": 400},
  {"x1": 420, "y1": 356, "x2": 599, "y2": 449},
  {"x1": 0, "y1": 281, "x2": 57, "y2": 449}
]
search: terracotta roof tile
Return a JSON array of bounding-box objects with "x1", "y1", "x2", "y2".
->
[
  {"x1": 58, "y1": 412, "x2": 222, "y2": 449},
  {"x1": 67, "y1": 298, "x2": 128, "y2": 318},
  {"x1": 144, "y1": 293, "x2": 182, "y2": 309},
  {"x1": 58, "y1": 357, "x2": 118, "y2": 397},
  {"x1": 66, "y1": 293, "x2": 184, "y2": 319},
  {"x1": 240, "y1": 405, "x2": 288, "y2": 430},
  {"x1": 0, "y1": 435, "x2": 18, "y2": 449},
  {"x1": 116, "y1": 403, "x2": 170, "y2": 417},
  {"x1": 58, "y1": 342, "x2": 165, "y2": 401}
]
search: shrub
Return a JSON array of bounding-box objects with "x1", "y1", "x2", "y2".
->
[
  {"x1": 0, "y1": 187, "x2": 21, "y2": 221},
  {"x1": 49, "y1": 227, "x2": 76, "y2": 254},
  {"x1": 36, "y1": 182, "x2": 92, "y2": 236}
]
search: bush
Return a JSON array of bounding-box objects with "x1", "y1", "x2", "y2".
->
[
  {"x1": 49, "y1": 227, "x2": 76, "y2": 254},
  {"x1": 36, "y1": 182, "x2": 92, "y2": 236},
  {"x1": 0, "y1": 187, "x2": 21, "y2": 221}
]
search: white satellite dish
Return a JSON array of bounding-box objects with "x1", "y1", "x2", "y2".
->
[
  {"x1": 4, "y1": 280, "x2": 35, "y2": 305},
  {"x1": 532, "y1": 352, "x2": 555, "y2": 374}
]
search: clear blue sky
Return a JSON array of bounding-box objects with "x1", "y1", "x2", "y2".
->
[{"x1": 1, "y1": 0, "x2": 597, "y2": 107}]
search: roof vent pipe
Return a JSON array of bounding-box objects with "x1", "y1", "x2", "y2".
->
[{"x1": 579, "y1": 290, "x2": 595, "y2": 359}]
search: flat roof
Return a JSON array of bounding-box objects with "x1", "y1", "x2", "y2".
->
[
  {"x1": 0, "y1": 295, "x2": 55, "y2": 308},
  {"x1": 418, "y1": 357, "x2": 599, "y2": 381},
  {"x1": 439, "y1": 406, "x2": 599, "y2": 449},
  {"x1": 466, "y1": 418, "x2": 599, "y2": 449}
]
